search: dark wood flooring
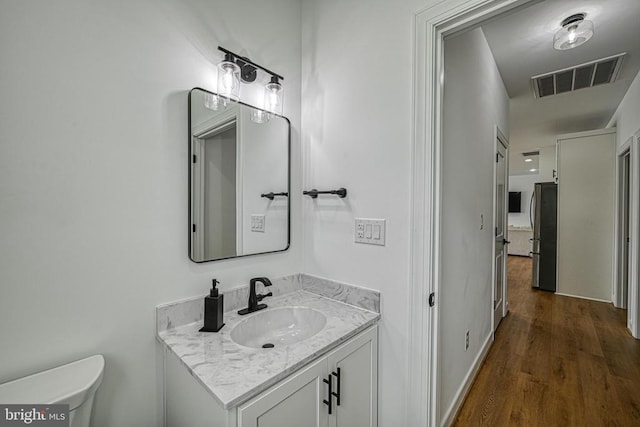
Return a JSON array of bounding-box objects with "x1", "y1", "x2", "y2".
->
[{"x1": 453, "y1": 255, "x2": 640, "y2": 426}]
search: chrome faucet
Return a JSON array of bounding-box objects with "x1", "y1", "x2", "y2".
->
[{"x1": 238, "y1": 277, "x2": 273, "y2": 315}]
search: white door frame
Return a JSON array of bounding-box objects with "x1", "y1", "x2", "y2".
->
[
  {"x1": 618, "y1": 129, "x2": 640, "y2": 338},
  {"x1": 493, "y1": 128, "x2": 509, "y2": 334},
  {"x1": 612, "y1": 130, "x2": 640, "y2": 338},
  {"x1": 409, "y1": 0, "x2": 536, "y2": 425},
  {"x1": 614, "y1": 138, "x2": 632, "y2": 309},
  {"x1": 633, "y1": 130, "x2": 640, "y2": 337},
  {"x1": 192, "y1": 109, "x2": 245, "y2": 257}
]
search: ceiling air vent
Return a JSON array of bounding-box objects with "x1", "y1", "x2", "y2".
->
[
  {"x1": 522, "y1": 151, "x2": 539, "y2": 157},
  {"x1": 531, "y1": 53, "x2": 626, "y2": 98}
]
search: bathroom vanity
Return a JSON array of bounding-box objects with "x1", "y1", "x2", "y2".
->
[{"x1": 157, "y1": 278, "x2": 380, "y2": 427}]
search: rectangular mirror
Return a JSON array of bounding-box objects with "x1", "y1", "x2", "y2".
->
[{"x1": 188, "y1": 88, "x2": 290, "y2": 262}]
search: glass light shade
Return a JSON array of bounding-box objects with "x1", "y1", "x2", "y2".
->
[
  {"x1": 264, "y1": 81, "x2": 283, "y2": 116},
  {"x1": 217, "y1": 60, "x2": 240, "y2": 102},
  {"x1": 204, "y1": 93, "x2": 227, "y2": 111},
  {"x1": 250, "y1": 109, "x2": 271, "y2": 124},
  {"x1": 553, "y1": 20, "x2": 594, "y2": 50}
]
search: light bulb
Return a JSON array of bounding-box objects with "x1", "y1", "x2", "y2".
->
[{"x1": 568, "y1": 26, "x2": 577, "y2": 43}]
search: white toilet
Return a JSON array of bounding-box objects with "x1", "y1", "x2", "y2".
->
[{"x1": 0, "y1": 355, "x2": 105, "y2": 427}]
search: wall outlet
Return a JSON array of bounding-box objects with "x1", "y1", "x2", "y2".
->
[
  {"x1": 465, "y1": 330, "x2": 470, "y2": 351},
  {"x1": 355, "y1": 218, "x2": 386, "y2": 246},
  {"x1": 251, "y1": 214, "x2": 265, "y2": 232}
]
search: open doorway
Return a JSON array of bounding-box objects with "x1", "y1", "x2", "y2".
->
[{"x1": 410, "y1": 0, "x2": 640, "y2": 425}]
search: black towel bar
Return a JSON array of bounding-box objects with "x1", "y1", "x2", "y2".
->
[
  {"x1": 303, "y1": 188, "x2": 347, "y2": 198},
  {"x1": 261, "y1": 192, "x2": 289, "y2": 200}
]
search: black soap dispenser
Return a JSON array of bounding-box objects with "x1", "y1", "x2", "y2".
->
[{"x1": 200, "y1": 279, "x2": 225, "y2": 332}]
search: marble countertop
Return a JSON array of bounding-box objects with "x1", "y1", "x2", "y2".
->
[{"x1": 157, "y1": 290, "x2": 380, "y2": 410}]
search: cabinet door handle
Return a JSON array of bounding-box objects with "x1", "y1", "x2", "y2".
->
[
  {"x1": 331, "y1": 368, "x2": 341, "y2": 406},
  {"x1": 323, "y1": 374, "x2": 333, "y2": 414}
]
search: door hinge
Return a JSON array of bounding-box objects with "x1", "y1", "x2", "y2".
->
[
  {"x1": 192, "y1": 154, "x2": 197, "y2": 163},
  {"x1": 192, "y1": 224, "x2": 196, "y2": 232},
  {"x1": 428, "y1": 292, "x2": 436, "y2": 307},
  {"x1": 496, "y1": 153, "x2": 499, "y2": 162}
]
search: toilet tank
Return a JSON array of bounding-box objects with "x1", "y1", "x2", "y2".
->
[{"x1": 0, "y1": 355, "x2": 105, "y2": 427}]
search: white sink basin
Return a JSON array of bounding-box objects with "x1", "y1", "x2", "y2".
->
[{"x1": 230, "y1": 307, "x2": 327, "y2": 349}]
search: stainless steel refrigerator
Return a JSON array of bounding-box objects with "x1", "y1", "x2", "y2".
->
[{"x1": 530, "y1": 182, "x2": 557, "y2": 292}]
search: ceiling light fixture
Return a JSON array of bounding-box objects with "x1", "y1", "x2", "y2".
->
[
  {"x1": 525, "y1": 158, "x2": 533, "y2": 163},
  {"x1": 216, "y1": 46, "x2": 285, "y2": 120},
  {"x1": 553, "y1": 13, "x2": 594, "y2": 51},
  {"x1": 529, "y1": 168, "x2": 538, "y2": 172}
]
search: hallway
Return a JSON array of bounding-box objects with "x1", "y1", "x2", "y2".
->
[{"x1": 453, "y1": 256, "x2": 640, "y2": 426}]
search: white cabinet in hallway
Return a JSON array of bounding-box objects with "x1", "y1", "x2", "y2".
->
[{"x1": 507, "y1": 226, "x2": 533, "y2": 256}]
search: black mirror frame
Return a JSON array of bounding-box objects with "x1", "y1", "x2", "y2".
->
[{"x1": 187, "y1": 87, "x2": 291, "y2": 263}]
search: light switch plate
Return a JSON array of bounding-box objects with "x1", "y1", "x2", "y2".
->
[
  {"x1": 251, "y1": 214, "x2": 265, "y2": 232},
  {"x1": 355, "y1": 218, "x2": 385, "y2": 245}
]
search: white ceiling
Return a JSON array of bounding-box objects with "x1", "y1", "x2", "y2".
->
[{"x1": 480, "y1": 0, "x2": 640, "y2": 175}]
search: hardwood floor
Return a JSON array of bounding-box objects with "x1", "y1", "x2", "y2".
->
[{"x1": 453, "y1": 255, "x2": 640, "y2": 426}]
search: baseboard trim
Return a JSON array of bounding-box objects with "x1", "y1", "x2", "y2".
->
[
  {"x1": 440, "y1": 332, "x2": 494, "y2": 427},
  {"x1": 555, "y1": 292, "x2": 612, "y2": 303}
]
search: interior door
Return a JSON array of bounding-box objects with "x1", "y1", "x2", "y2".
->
[{"x1": 494, "y1": 136, "x2": 508, "y2": 332}]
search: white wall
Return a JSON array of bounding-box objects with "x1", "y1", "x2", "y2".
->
[
  {"x1": 508, "y1": 174, "x2": 539, "y2": 228},
  {"x1": 0, "y1": 1, "x2": 301, "y2": 426},
  {"x1": 241, "y1": 108, "x2": 289, "y2": 254},
  {"x1": 440, "y1": 28, "x2": 509, "y2": 421},
  {"x1": 300, "y1": 0, "x2": 424, "y2": 425},
  {"x1": 609, "y1": 70, "x2": 640, "y2": 147}
]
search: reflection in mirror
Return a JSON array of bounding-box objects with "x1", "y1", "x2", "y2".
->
[{"x1": 189, "y1": 88, "x2": 290, "y2": 262}]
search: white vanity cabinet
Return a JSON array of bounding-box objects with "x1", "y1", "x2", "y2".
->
[
  {"x1": 327, "y1": 325, "x2": 378, "y2": 427},
  {"x1": 164, "y1": 326, "x2": 378, "y2": 427},
  {"x1": 236, "y1": 356, "x2": 328, "y2": 427},
  {"x1": 238, "y1": 326, "x2": 378, "y2": 427}
]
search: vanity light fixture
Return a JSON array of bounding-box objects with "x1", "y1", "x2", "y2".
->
[
  {"x1": 553, "y1": 13, "x2": 594, "y2": 51},
  {"x1": 250, "y1": 108, "x2": 271, "y2": 124},
  {"x1": 204, "y1": 92, "x2": 227, "y2": 111},
  {"x1": 217, "y1": 46, "x2": 285, "y2": 120},
  {"x1": 264, "y1": 76, "x2": 283, "y2": 116},
  {"x1": 217, "y1": 53, "x2": 241, "y2": 102}
]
